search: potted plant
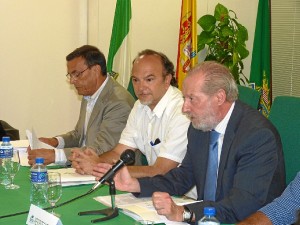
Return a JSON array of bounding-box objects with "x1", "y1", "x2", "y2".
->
[{"x1": 197, "y1": 3, "x2": 249, "y2": 84}]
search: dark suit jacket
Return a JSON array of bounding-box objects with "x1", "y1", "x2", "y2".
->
[
  {"x1": 138, "y1": 100, "x2": 285, "y2": 223},
  {"x1": 61, "y1": 77, "x2": 135, "y2": 158}
]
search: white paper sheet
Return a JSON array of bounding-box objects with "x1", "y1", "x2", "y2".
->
[
  {"x1": 94, "y1": 193, "x2": 201, "y2": 224},
  {"x1": 26, "y1": 129, "x2": 54, "y2": 150},
  {"x1": 49, "y1": 168, "x2": 96, "y2": 186}
]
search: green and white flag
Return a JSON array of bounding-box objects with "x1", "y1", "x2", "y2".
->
[
  {"x1": 249, "y1": 0, "x2": 271, "y2": 117},
  {"x1": 107, "y1": 0, "x2": 132, "y2": 89}
]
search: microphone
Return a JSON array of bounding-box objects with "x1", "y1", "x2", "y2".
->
[{"x1": 91, "y1": 149, "x2": 135, "y2": 191}]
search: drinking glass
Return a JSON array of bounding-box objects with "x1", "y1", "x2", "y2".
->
[
  {"x1": 5, "y1": 149, "x2": 20, "y2": 189},
  {"x1": 46, "y1": 172, "x2": 62, "y2": 217}
]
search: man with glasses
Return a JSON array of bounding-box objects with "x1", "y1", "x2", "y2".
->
[{"x1": 27, "y1": 45, "x2": 135, "y2": 166}]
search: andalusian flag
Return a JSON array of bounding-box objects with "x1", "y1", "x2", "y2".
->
[
  {"x1": 176, "y1": 0, "x2": 198, "y2": 90},
  {"x1": 249, "y1": 0, "x2": 271, "y2": 117},
  {"x1": 107, "y1": 0, "x2": 132, "y2": 90}
]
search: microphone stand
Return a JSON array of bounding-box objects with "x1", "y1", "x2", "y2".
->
[{"x1": 78, "y1": 178, "x2": 119, "y2": 223}]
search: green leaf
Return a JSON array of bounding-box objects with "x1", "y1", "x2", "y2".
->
[
  {"x1": 221, "y1": 26, "x2": 233, "y2": 37},
  {"x1": 236, "y1": 43, "x2": 249, "y2": 59},
  {"x1": 237, "y1": 24, "x2": 248, "y2": 41},
  {"x1": 214, "y1": 3, "x2": 229, "y2": 22},
  {"x1": 198, "y1": 15, "x2": 216, "y2": 32},
  {"x1": 233, "y1": 52, "x2": 240, "y2": 65},
  {"x1": 231, "y1": 64, "x2": 240, "y2": 84},
  {"x1": 198, "y1": 31, "x2": 214, "y2": 45},
  {"x1": 219, "y1": 16, "x2": 230, "y2": 26},
  {"x1": 197, "y1": 43, "x2": 205, "y2": 52}
]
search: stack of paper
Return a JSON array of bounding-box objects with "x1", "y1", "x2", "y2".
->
[
  {"x1": 94, "y1": 193, "x2": 200, "y2": 225},
  {"x1": 49, "y1": 168, "x2": 96, "y2": 187}
]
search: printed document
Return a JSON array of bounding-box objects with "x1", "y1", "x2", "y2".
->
[{"x1": 95, "y1": 193, "x2": 201, "y2": 224}]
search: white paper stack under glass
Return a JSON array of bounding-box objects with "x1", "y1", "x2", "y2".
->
[
  {"x1": 94, "y1": 193, "x2": 201, "y2": 225},
  {"x1": 48, "y1": 168, "x2": 96, "y2": 187}
]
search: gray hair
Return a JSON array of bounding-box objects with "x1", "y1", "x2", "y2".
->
[{"x1": 188, "y1": 61, "x2": 238, "y2": 102}]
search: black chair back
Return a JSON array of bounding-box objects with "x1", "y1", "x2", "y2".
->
[{"x1": 0, "y1": 120, "x2": 20, "y2": 141}]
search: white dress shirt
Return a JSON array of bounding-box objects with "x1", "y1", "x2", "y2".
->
[{"x1": 119, "y1": 86, "x2": 190, "y2": 165}]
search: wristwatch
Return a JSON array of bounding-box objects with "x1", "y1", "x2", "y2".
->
[{"x1": 182, "y1": 205, "x2": 193, "y2": 223}]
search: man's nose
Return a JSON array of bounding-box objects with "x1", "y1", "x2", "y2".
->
[
  {"x1": 182, "y1": 100, "x2": 190, "y2": 113},
  {"x1": 137, "y1": 81, "x2": 147, "y2": 91},
  {"x1": 69, "y1": 77, "x2": 77, "y2": 84}
]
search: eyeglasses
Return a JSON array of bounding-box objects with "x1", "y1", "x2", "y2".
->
[{"x1": 66, "y1": 67, "x2": 90, "y2": 80}]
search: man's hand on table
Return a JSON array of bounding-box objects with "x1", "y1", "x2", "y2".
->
[
  {"x1": 27, "y1": 146, "x2": 55, "y2": 165},
  {"x1": 70, "y1": 148, "x2": 99, "y2": 175}
]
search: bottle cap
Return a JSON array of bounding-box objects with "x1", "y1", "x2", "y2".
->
[
  {"x1": 35, "y1": 157, "x2": 44, "y2": 164},
  {"x1": 203, "y1": 207, "x2": 216, "y2": 216},
  {"x1": 2, "y1": 136, "x2": 10, "y2": 142}
]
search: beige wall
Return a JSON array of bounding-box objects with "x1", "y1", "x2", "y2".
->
[
  {"x1": 0, "y1": 0, "x2": 87, "y2": 139},
  {"x1": 88, "y1": 0, "x2": 181, "y2": 70},
  {"x1": 0, "y1": 0, "x2": 258, "y2": 139},
  {"x1": 89, "y1": 0, "x2": 258, "y2": 79}
]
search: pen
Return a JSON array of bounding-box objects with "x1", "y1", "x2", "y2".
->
[{"x1": 150, "y1": 138, "x2": 161, "y2": 146}]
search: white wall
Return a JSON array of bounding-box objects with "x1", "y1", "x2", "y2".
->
[
  {"x1": 0, "y1": 0, "x2": 258, "y2": 140},
  {"x1": 89, "y1": 0, "x2": 258, "y2": 79},
  {"x1": 88, "y1": 0, "x2": 181, "y2": 68},
  {"x1": 0, "y1": 0, "x2": 87, "y2": 139}
]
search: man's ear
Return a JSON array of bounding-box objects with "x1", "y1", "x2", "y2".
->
[
  {"x1": 164, "y1": 74, "x2": 172, "y2": 86},
  {"x1": 93, "y1": 64, "x2": 101, "y2": 75},
  {"x1": 216, "y1": 89, "x2": 226, "y2": 105}
]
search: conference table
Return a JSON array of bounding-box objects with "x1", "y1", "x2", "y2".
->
[
  {"x1": 0, "y1": 166, "x2": 139, "y2": 225},
  {"x1": 0, "y1": 166, "x2": 233, "y2": 225}
]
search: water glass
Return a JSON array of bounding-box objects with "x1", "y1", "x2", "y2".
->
[
  {"x1": 0, "y1": 159, "x2": 11, "y2": 186},
  {"x1": 4, "y1": 149, "x2": 20, "y2": 189},
  {"x1": 46, "y1": 172, "x2": 62, "y2": 217}
]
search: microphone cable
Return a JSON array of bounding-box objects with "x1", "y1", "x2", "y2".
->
[
  {"x1": 0, "y1": 149, "x2": 135, "y2": 219},
  {"x1": 0, "y1": 187, "x2": 96, "y2": 219}
]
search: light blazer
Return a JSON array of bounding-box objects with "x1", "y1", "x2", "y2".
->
[
  {"x1": 60, "y1": 76, "x2": 135, "y2": 159},
  {"x1": 138, "y1": 100, "x2": 286, "y2": 223}
]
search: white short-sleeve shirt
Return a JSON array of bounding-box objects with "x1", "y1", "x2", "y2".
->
[{"x1": 119, "y1": 86, "x2": 190, "y2": 165}]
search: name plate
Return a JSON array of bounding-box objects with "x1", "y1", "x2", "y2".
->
[{"x1": 26, "y1": 204, "x2": 62, "y2": 225}]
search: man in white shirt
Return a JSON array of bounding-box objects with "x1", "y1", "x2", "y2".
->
[
  {"x1": 27, "y1": 45, "x2": 135, "y2": 165},
  {"x1": 72, "y1": 49, "x2": 190, "y2": 178}
]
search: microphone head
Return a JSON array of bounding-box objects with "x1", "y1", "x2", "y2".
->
[{"x1": 120, "y1": 149, "x2": 135, "y2": 165}]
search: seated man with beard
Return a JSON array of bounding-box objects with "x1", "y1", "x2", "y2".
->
[{"x1": 92, "y1": 61, "x2": 286, "y2": 224}]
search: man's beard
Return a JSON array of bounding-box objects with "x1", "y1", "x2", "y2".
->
[
  {"x1": 137, "y1": 92, "x2": 153, "y2": 106},
  {"x1": 191, "y1": 115, "x2": 219, "y2": 132},
  {"x1": 187, "y1": 104, "x2": 219, "y2": 132},
  {"x1": 139, "y1": 99, "x2": 152, "y2": 106}
]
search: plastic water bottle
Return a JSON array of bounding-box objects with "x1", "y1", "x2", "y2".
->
[
  {"x1": 198, "y1": 207, "x2": 220, "y2": 225},
  {"x1": 0, "y1": 136, "x2": 13, "y2": 186},
  {"x1": 30, "y1": 157, "x2": 48, "y2": 208}
]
